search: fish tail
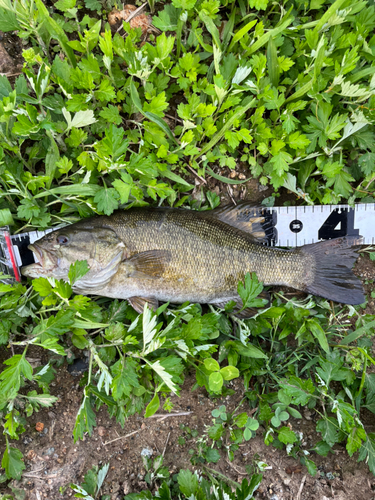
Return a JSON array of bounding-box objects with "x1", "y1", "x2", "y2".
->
[{"x1": 301, "y1": 236, "x2": 365, "y2": 305}]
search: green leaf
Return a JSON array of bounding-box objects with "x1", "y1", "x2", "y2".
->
[
  {"x1": 314, "y1": 440, "x2": 332, "y2": 457},
  {"x1": 73, "y1": 389, "x2": 96, "y2": 441},
  {"x1": 228, "y1": 21, "x2": 257, "y2": 52},
  {"x1": 33, "y1": 184, "x2": 100, "y2": 199},
  {"x1": 99, "y1": 105, "x2": 122, "y2": 125},
  {"x1": 234, "y1": 341, "x2": 267, "y2": 359},
  {"x1": 112, "y1": 179, "x2": 131, "y2": 204},
  {"x1": 267, "y1": 37, "x2": 279, "y2": 87},
  {"x1": 288, "y1": 131, "x2": 310, "y2": 150},
  {"x1": 339, "y1": 320, "x2": 375, "y2": 346},
  {"x1": 195, "y1": 97, "x2": 256, "y2": 159},
  {"x1": 152, "y1": 4, "x2": 179, "y2": 31},
  {"x1": 206, "y1": 166, "x2": 251, "y2": 185},
  {"x1": 144, "y1": 92, "x2": 169, "y2": 117},
  {"x1": 0, "y1": 75, "x2": 12, "y2": 98},
  {"x1": 249, "y1": 0, "x2": 268, "y2": 9},
  {"x1": 63, "y1": 108, "x2": 97, "y2": 131},
  {"x1": 111, "y1": 358, "x2": 140, "y2": 400},
  {"x1": 278, "y1": 426, "x2": 297, "y2": 444},
  {"x1": 347, "y1": 426, "x2": 366, "y2": 456},
  {"x1": 25, "y1": 392, "x2": 58, "y2": 409},
  {"x1": 246, "y1": 417, "x2": 260, "y2": 431},
  {"x1": 316, "y1": 352, "x2": 349, "y2": 386},
  {"x1": 220, "y1": 365, "x2": 239, "y2": 381},
  {"x1": 1, "y1": 446, "x2": 25, "y2": 480},
  {"x1": 209, "y1": 371, "x2": 223, "y2": 392},
  {"x1": 84, "y1": 0, "x2": 102, "y2": 10},
  {"x1": 178, "y1": 469, "x2": 199, "y2": 496},
  {"x1": 147, "y1": 360, "x2": 178, "y2": 394},
  {"x1": 279, "y1": 376, "x2": 315, "y2": 405},
  {"x1": 0, "y1": 208, "x2": 13, "y2": 226},
  {"x1": 130, "y1": 81, "x2": 178, "y2": 145},
  {"x1": 237, "y1": 272, "x2": 264, "y2": 310},
  {"x1": 0, "y1": 353, "x2": 33, "y2": 395},
  {"x1": 32, "y1": 309, "x2": 75, "y2": 337},
  {"x1": 145, "y1": 392, "x2": 160, "y2": 418},
  {"x1": 34, "y1": 0, "x2": 77, "y2": 67},
  {"x1": 0, "y1": 1, "x2": 19, "y2": 30},
  {"x1": 172, "y1": 0, "x2": 196, "y2": 8},
  {"x1": 204, "y1": 358, "x2": 220, "y2": 372},
  {"x1": 159, "y1": 168, "x2": 193, "y2": 188},
  {"x1": 32, "y1": 278, "x2": 53, "y2": 297},
  {"x1": 204, "y1": 448, "x2": 221, "y2": 463},
  {"x1": 68, "y1": 260, "x2": 90, "y2": 285},
  {"x1": 316, "y1": 417, "x2": 339, "y2": 447},
  {"x1": 304, "y1": 459, "x2": 317, "y2": 476},
  {"x1": 54, "y1": 0, "x2": 76, "y2": 11},
  {"x1": 358, "y1": 435, "x2": 375, "y2": 476},
  {"x1": 270, "y1": 151, "x2": 292, "y2": 178},
  {"x1": 199, "y1": 9, "x2": 222, "y2": 49},
  {"x1": 313, "y1": 0, "x2": 347, "y2": 32},
  {"x1": 208, "y1": 423, "x2": 225, "y2": 440},
  {"x1": 94, "y1": 187, "x2": 119, "y2": 215},
  {"x1": 308, "y1": 319, "x2": 329, "y2": 353},
  {"x1": 247, "y1": 17, "x2": 293, "y2": 56}
]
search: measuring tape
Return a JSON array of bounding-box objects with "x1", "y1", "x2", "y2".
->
[
  {"x1": 1, "y1": 204, "x2": 374, "y2": 284},
  {"x1": 0, "y1": 227, "x2": 55, "y2": 284}
]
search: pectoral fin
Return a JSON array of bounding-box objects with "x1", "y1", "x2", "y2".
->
[
  {"x1": 128, "y1": 296, "x2": 159, "y2": 314},
  {"x1": 127, "y1": 250, "x2": 171, "y2": 279}
]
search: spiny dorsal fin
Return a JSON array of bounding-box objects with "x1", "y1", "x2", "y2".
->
[
  {"x1": 127, "y1": 250, "x2": 171, "y2": 279},
  {"x1": 209, "y1": 202, "x2": 275, "y2": 243},
  {"x1": 128, "y1": 296, "x2": 159, "y2": 314}
]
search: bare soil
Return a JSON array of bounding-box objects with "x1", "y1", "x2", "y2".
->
[{"x1": 1, "y1": 352, "x2": 375, "y2": 500}]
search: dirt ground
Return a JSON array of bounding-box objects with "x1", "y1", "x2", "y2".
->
[{"x1": 1, "y1": 352, "x2": 375, "y2": 500}]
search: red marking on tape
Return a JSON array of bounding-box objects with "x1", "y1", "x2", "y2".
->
[{"x1": 5, "y1": 233, "x2": 20, "y2": 282}]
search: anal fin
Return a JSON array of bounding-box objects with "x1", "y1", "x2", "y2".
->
[
  {"x1": 214, "y1": 291, "x2": 270, "y2": 318},
  {"x1": 128, "y1": 296, "x2": 159, "y2": 314}
]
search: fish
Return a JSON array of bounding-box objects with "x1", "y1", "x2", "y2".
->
[{"x1": 21, "y1": 204, "x2": 365, "y2": 316}]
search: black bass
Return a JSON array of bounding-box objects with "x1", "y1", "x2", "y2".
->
[{"x1": 21, "y1": 205, "x2": 365, "y2": 315}]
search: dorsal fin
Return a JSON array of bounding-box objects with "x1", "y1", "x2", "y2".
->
[{"x1": 208, "y1": 202, "x2": 276, "y2": 243}]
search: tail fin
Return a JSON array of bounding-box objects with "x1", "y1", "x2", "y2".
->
[{"x1": 302, "y1": 237, "x2": 365, "y2": 305}]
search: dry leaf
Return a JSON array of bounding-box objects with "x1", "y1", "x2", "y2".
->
[{"x1": 108, "y1": 5, "x2": 151, "y2": 36}]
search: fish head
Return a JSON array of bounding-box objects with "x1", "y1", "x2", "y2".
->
[{"x1": 21, "y1": 226, "x2": 126, "y2": 281}]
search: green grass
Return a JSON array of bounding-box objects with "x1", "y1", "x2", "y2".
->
[{"x1": 0, "y1": 0, "x2": 375, "y2": 488}]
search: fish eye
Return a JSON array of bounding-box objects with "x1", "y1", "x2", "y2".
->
[{"x1": 57, "y1": 235, "x2": 69, "y2": 245}]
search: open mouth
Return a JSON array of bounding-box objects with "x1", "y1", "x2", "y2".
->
[
  {"x1": 28, "y1": 244, "x2": 57, "y2": 271},
  {"x1": 28, "y1": 244, "x2": 43, "y2": 264}
]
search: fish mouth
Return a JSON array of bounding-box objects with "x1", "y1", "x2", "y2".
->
[
  {"x1": 28, "y1": 243, "x2": 58, "y2": 271},
  {"x1": 21, "y1": 244, "x2": 59, "y2": 279}
]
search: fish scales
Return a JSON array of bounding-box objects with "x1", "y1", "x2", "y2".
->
[
  {"x1": 21, "y1": 206, "x2": 365, "y2": 310},
  {"x1": 69, "y1": 208, "x2": 312, "y2": 303}
]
